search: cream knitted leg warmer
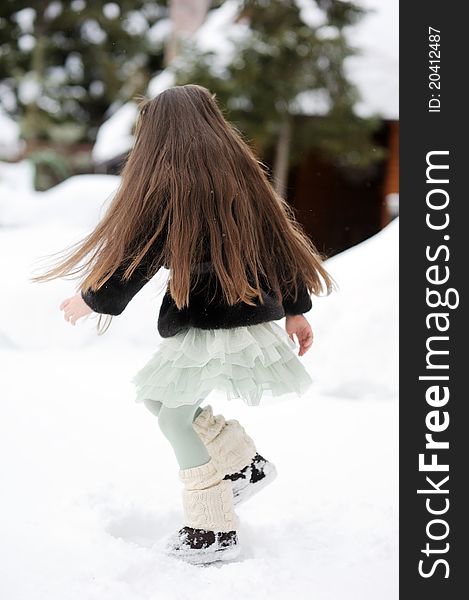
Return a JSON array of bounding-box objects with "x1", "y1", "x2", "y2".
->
[
  {"x1": 192, "y1": 406, "x2": 257, "y2": 476},
  {"x1": 179, "y1": 459, "x2": 238, "y2": 532}
]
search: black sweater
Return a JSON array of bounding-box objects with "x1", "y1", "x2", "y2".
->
[{"x1": 81, "y1": 239, "x2": 312, "y2": 338}]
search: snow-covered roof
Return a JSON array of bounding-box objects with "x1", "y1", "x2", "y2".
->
[
  {"x1": 147, "y1": 69, "x2": 176, "y2": 99},
  {"x1": 93, "y1": 70, "x2": 177, "y2": 164},
  {"x1": 92, "y1": 102, "x2": 138, "y2": 163},
  {"x1": 93, "y1": 0, "x2": 398, "y2": 162}
]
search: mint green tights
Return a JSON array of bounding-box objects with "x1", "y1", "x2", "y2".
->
[{"x1": 143, "y1": 399, "x2": 210, "y2": 470}]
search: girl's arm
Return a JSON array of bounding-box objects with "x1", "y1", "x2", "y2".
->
[
  {"x1": 60, "y1": 257, "x2": 161, "y2": 325},
  {"x1": 61, "y1": 234, "x2": 165, "y2": 324},
  {"x1": 281, "y1": 279, "x2": 312, "y2": 316},
  {"x1": 80, "y1": 259, "x2": 157, "y2": 316},
  {"x1": 80, "y1": 228, "x2": 167, "y2": 316},
  {"x1": 60, "y1": 294, "x2": 93, "y2": 325},
  {"x1": 281, "y1": 278, "x2": 314, "y2": 356},
  {"x1": 285, "y1": 314, "x2": 313, "y2": 356}
]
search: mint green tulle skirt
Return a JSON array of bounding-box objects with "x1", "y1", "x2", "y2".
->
[{"x1": 131, "y1": 321, "x2": 313, "y2": 407}]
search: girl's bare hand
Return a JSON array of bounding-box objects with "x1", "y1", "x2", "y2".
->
[
  {"x1": 60, "y1": 293, "x2": 93, "y2": 325},
  {"x1": 285, "y1": 314, "x2": 314, "y2": 356}
]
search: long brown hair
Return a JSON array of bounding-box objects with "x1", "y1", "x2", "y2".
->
[{"x1": 35, "y1": 84, "x2": 333, "y2": 308}]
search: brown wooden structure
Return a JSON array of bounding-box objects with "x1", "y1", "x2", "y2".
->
[{"x1": 288, "y1": 120, "x2": 399, "y2": 257}]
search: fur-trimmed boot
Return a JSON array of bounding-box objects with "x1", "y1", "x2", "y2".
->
[
  {"x1": 193, "y1": 406, "x2": 277, "y2": 506},
  {"x1": 166, "y1": 459, "x2": 240, "y2": 565}
]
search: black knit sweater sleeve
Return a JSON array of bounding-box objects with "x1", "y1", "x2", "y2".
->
[
  {"x1": 81, "y1": 236, "x2": 164, "y2": 316},
  {"x1": 274, "y1": 255, "x2": 312, "y2": 316},
  {"x1": 281, "y1": 278, "x2": 312, "y2": 316}
]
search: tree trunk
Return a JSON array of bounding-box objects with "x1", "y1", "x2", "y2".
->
[
  {"x1": 165, "y1": 0, "x2": 212, "y2": 65},
  {"x1": 24, "y1": 4, "x2": 48, "y2": 143},
  {"x1": 273, "y1": 114, "x2": 292, "y2": 198}
]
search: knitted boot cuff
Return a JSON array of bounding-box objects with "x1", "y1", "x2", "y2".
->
[
  {"x1": 179, "y1": 458, "x2": 222, "y2": 491},
  {"x1": 192, "y1": 405, "x2": 226, "y2": 444},
  {"x1": 206, "y1": 419, "x2": 257, "y2": 475},
  {"x1": 182, "y1": 480, "x2": 238, "y2": 532}
]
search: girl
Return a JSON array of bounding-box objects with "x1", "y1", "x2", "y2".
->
[{"x1": 37, "y1": 84, "x2": 332, "y2": 565}]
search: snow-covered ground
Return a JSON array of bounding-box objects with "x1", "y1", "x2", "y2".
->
[{"x1": 0, "y1": 167, "x2": 398, "y2": 599}]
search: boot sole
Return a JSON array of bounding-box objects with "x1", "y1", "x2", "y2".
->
[
  {"x1": 233, "y1": 462, "x2": 277, "y2": 507},
  {"x1": 166, "y1": 543, "x2": 241, "y2": 565}
]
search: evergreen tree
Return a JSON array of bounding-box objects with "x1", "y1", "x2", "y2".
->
[
  {"x1": 174, "y1": 0, "x2": 382, "y2": 194},
  {"x1": 0, "y1": 0, "x2": 167, "y2": 144}
]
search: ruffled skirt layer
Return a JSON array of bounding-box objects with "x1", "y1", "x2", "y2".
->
[{"x1": 132, "y1": 321, "x2": 313, "y2": 407}]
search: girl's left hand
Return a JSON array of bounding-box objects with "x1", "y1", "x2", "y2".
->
[
  {"x1": 285, "y1": 314, "x2": 314, "y2": 356},
  {"x1": 60, "y1": 293, "x2": 93, "y2": 325}
]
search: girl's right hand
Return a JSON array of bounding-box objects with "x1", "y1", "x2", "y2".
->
[
  {"x1": 285, "y1": 314, "x2": 314, "y2": 356},
  {"x1": 60, "y1": 293, "x2": 93, "y2": 325}
]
